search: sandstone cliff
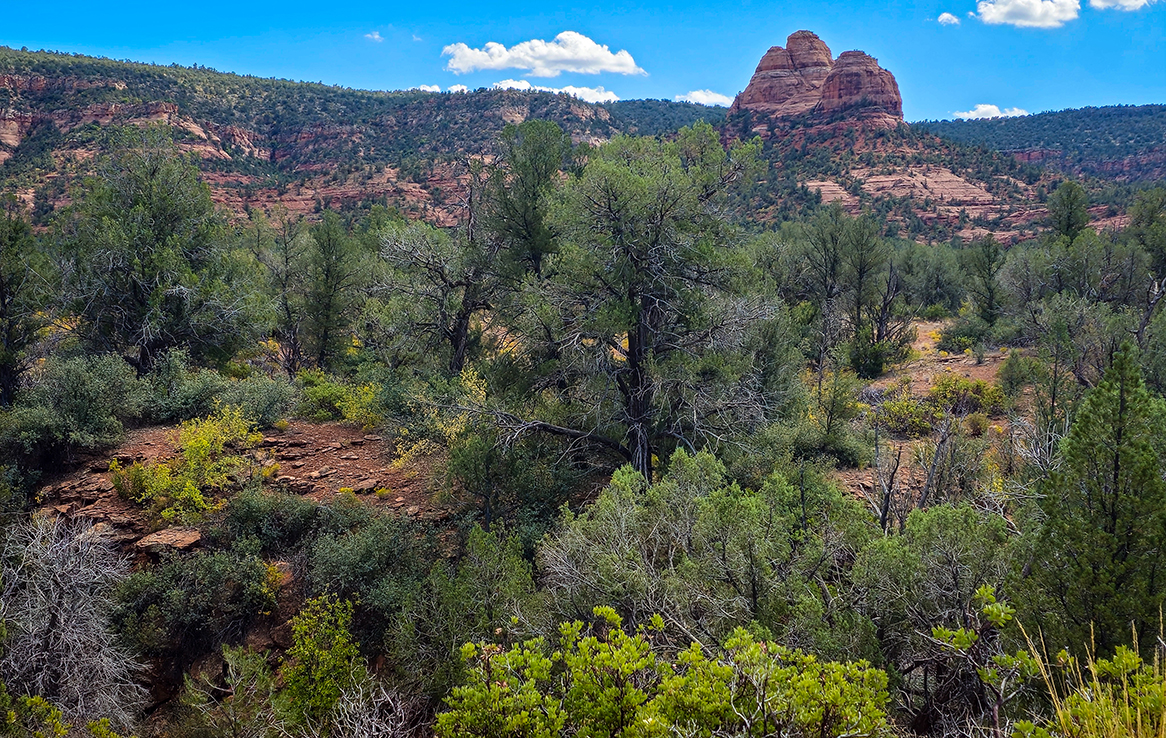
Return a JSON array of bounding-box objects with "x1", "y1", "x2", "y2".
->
[{"x1": 729, "y1": 31, "x2": 902, "y2": 126}]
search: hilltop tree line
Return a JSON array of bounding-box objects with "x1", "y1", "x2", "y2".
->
[{"x1": 1, "y1": 121, "x2": 1166, "y2": 737}]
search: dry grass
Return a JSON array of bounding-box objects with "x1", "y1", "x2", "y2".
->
[{"x1": 1018, "y1": 624, "x2": 1166, "y2": 738}]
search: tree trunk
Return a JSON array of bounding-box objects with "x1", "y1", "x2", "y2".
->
[
  {"x1": 449, "y1": 310, "x2": 472, "y2": 375},
  {"x1": 623, "y1": 312, "x2": 654, "y2": 479}
]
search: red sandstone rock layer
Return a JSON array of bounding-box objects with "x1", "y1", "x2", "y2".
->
[{"x1": 729, "y1": 31, "x2": 903, "y2": 124}]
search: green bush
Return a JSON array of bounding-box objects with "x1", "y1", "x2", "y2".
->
[
  {"x1": 295, "y1": 369, "x2": 386, "y2": 428},
  {"x1": 0, "y1": 354, "x2": 143, "y2": 461},
  {"x1": 143, "y1": 349, "x2": 294, "y2": 427},
  {"x1": 998, "y1": 350, "x2": 1042, "y2": 397},
  {"x1": 0, "y1": 463, "x2": 37, "y2": 514},
  {"x1": 309, "y1": 515, "x2": 435, "y2": 640},
  {"x1": 849, "y1": 326, "x2": 909, "y2": 379},
  {"x1": 142, "y1": 349, "x2": 228, "y2": 423},
  {"x1": 180, "y1": 645, "x2": 285, "y2": 738},
  {"x1": 537, "y1": 451, "x2": 876, "y2": 660},
  {"x1": 112, "y1": 406, "x2": 262, "y2": 524},
  {"x1": 438, "y1": 608, "x2": 892, "y2": 738},
  {"x1": 389, "y1": 526, "x2": 538, "y2": 694},
  {"x1": 1017, "y1": 646, "x2": 1166, "y2": 738},
  {"x1": 920, "y1": 304, "x2": 952, "y2": 320},
  {"x1": 929, "y1": 374, "x2": 1006, "y2": 415},
  {"x1": 789, "y1": 369, "x2": 871, "y2": 468},
  {"x1": 938, "y1": 313, "x2": 991, "y2": 353},
  {"x1": 221, "y1": 487, "x2": 319, "y2": 554},
  {"x1": 446, "y1": 430, "x2": 579, "y2": 543},
  {"x1": 112, "y1": 539, "x2": 275, "y2": 655},
  {"x1": 875, "y1": 383, "x2": 938, "y2": 437},
  {"x1": 219, "y1": 373, "x2": 296, "y2": 428},
  {"x1": 965, "y1": 411, "x2": 990, "y2": 437},
  {"x1": 279, "y1": 594, "x2": 368, "y2": 727},
  {"x1": 875, "y1": 375, "x2": 1005, "y2": 438},
  {"x1": 296, "y1": 369, "x2": 350, "y2": 421}
]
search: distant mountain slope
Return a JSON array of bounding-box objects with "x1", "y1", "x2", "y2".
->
[
  {"x1": 0, "y1": 46, "x2": 737, "y2": 223},
  {"x1": 602, "y1": 100, "x2": 726, "y2": 136},
  {"x1": 0, "y1": 45, "x2": 1123, "y2": 243},
  {"x1": 916, "y1": 105, "x2": 1166, "y2": 183},
  {"x1": 0, "y1": 47, "x2": 728, "y2": 165}
]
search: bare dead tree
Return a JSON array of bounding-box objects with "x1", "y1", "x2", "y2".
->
[
  {"x1": 1012, "y1": 415, "x2": 1070, "y2": 477},
  {"x1": 870, "y1": 423, "x2": 904, "y2": 532},
  {"x1": 322, "y1": 680, "x2": 427, "y2": 738},
  {"x1": 1132, "y1": 279, "x2": 1164, "y2": 349},
  {"x1": 918, "y1": 416, "x2": 955, "y2": 510},
  {"x1": 0, "y1": 515, "x2": 146, "y2": 732}
]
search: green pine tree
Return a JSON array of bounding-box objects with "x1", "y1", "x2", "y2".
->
[{"x1": 1026, "y1": 342, "x2": 1166, "y2": 655}]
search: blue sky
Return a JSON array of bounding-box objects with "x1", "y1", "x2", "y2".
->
[{"x1": 2, "y1": 0, "x2": 1163, "y2": 120}]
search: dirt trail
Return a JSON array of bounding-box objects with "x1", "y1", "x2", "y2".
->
[{"x1": 870, "y1": 319, "x2": 1008, "y2": 395}]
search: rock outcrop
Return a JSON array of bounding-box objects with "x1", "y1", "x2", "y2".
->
[
  {"x1": 817, "y1": 51, "x2": 902, "y2": 119},
  {"x1": 135, "y1": 527, "x2": 202, "y2": 554},
  {"x1": 730, "y1": 30, "x2": 833, "y2": 117},
  {"x1": 729, "y1": 31, "x2": 902, "y2": 126}
]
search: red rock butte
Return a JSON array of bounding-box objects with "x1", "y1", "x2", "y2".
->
[{"x1": 729, "y1": 31, "x2": 903, "y2": 127}]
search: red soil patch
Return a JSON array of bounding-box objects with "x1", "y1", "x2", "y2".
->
[
  {"x1": 36, "y1": 420, "x2": 452, "y2": 552},
  {"x1": 869, "y1": 319, "x2": 1007, "y2": 396}
]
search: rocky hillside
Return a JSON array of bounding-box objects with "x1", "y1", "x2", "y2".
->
[
  {"x1": 724, "y1": 32, "x2": 1070, "y2": 243},
  {"x1": 0, "y1": 46, "x2": 725, "y2": 224}
]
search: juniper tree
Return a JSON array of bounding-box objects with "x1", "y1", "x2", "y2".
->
[
  {"x1": 498, "y1": 123, "x2": 769, "y2": 477},
  {"x1": 55, "y1": 128, "x2": 255, "y2": 373}
]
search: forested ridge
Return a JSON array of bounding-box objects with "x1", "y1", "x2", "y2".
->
[
  {"x1": 917, "y1": 105, "x2": 1166, "y2": 183},
  {"x1": 0, "y1": 46, "x2": 721, "y2": 181}
]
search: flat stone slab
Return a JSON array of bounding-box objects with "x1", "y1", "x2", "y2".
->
[{"x1": 135, "y1": 527, "x2": 202, "y2": 553}]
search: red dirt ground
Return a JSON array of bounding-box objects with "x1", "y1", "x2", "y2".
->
[{"x1": 36, "y1": 420, "x2": 453, "y2": 553}]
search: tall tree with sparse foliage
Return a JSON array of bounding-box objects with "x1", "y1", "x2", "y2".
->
[
  {"x1": 0, "y1": 195, "x2": 47, "y2": 405},
  {"x1": 304, "y1": 211, "x2": 367, "y2": 370},
  {"x1": 500, "y1": 122, "x2": 768, "y2": 477}
]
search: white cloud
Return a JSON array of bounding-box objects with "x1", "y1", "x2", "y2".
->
[
  {"x1": 412, "y1": 34, "x2": 423, "y2": 42},
  {"x1": 976, "y1": 0, "x2": 1080, "y2": 27},
  {"x1": 412, "y1": 84, "x2": 441, "y2": 93},
  {"x1": 1089, "y1": 0, "x2": 1158, "y2": 8},
  {"x1": 443, "y1": 31, "x2": 645, "y2": 78},
  {"x1": 674, "y1": 89, "x2": 734, "y2": 107},
  {"x1": 938, "y1": 12, "x2": 962, "y2": 23},
  {"x1": 491, "y1": 79, "x2": 619, "y2": 104},
  {"x1": 953, "y1": 103, "x2": 1030, "y2": 119},
  {"x1": 365, "y1": 31, "x2": 383, "y2": 42},
  {"x1": 448, "y1": 84, "x2": 469, "y2": 93}
]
